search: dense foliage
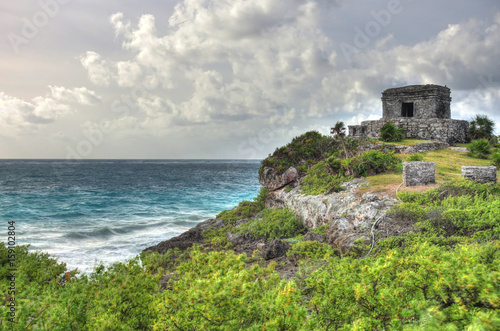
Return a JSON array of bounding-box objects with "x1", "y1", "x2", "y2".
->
[
  {"x1": 468, "y1": 139, "x2": 492, "y2": 159},
  {"x1": 300, "y1": 161, "x2": 347, "y2": 195},
  {"x1": 491, "y1": 149, "x2": 500, "y2": 168},
  {"x1": 216, "y1": 187, "x2": 269, "y2": 224},
  {"x1": 259, "y1": 131, "x2": 338, "y2": 175},
  {"x1": 301, "y1": 151, "x2": 401, "y2": 195},
  {"x1": 469, "y1": 114, "x2": 495, "y2": 141},
  {"x1": 380, "y1": 122, "x2": 405, "y2": 142}
]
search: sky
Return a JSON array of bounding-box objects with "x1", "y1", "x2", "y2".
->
[{"x1": 1, "y1": 0, "x2": 500, "y2": 159}]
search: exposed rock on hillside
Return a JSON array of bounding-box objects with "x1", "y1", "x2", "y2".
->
[
  {"x1": 266, "y1": 179, "x2": 401, "y2": 253},
  {"x1": 258, "y1": 166, "x2": 299, "y2": 191}
]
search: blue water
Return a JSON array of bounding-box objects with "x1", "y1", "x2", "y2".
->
[{"x1": 0, "y1": 160, "x2": 261, "y2": 272}]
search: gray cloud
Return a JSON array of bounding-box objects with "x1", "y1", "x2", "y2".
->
[{"x1": 1, "y1": 0, "x2": 500, "y2": 158}]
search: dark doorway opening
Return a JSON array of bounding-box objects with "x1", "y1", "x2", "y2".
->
[{"x1": 401, "y1": 102, "x2": 414, "y2": 117}]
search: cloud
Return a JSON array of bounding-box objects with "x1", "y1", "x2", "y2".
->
[
  {"x1": 0, "y1": 86, "x2": 101, "y2": 136},
  {"x1": 81, "y1": 0, "x2": 337, "y2": 129}
]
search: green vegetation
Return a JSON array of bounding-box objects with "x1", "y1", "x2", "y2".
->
[
  {"x1": 377, "y1": 139, "x2": 434, "y2": 146},
  {"x1": 216, "y1": 187, "x2": 269, "y2": 224},
  {"x1": 287, "y1": 241, "x2": 336, "y2": 260},
  {"x1": 301, "y1": 161, "x2": 346, "y2": 195},
  {"x1": 344, "y1": 150, "x2": 402, "y2": 177},
  {"x1": 301, "y1": 151, "x2": 401, "y2": 195},
  {"x1": 2, "y1": 179, "x2": 500, "y2": 330},
  {"x1": 469, "y1": 114, "x2": 495, "y2": 141},
  {"x1": 241, "y1": 208, "x2": 304, "y2": 240},
  {"x1": 468, "y1": 139, "x2": 492, "y2": 159},
  {"x1": 259, "y1": 131, "x2": 338, "y2": 175},
  {"x1": 407, "y1": 153, "x2": 424, "y2": 161},
  {"x1": 491, "y1": 149, "x2": 500, "y2": 168},
  {"x1": 380, "y1": 122, "x2": 405, "y2": 142}
]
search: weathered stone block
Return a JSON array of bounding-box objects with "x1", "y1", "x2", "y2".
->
[
  {"x1": 461, "y1": 166, "x2": 497, "y2": 184},
  {"x1": 403, "y1": 161, "x2": 435, "y2": 187}
]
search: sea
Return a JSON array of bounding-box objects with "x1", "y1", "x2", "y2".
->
[{"x1": 0, "y1": 159, "x2": 262, "y2": 273}]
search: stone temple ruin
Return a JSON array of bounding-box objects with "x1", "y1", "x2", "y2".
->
[{"x1": 348, "y1": 85, "x2": 469, "y2": 144}]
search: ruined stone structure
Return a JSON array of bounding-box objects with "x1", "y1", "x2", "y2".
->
[
  {"x1": 348, "y1": 85, "x2": 469, "y2": 144},
  {"x1": 462, "y1": 166, "x2": 497, "y2": 184},
  {"x1": 403, "y1": 161, "x2": 436, "y2": 187}
]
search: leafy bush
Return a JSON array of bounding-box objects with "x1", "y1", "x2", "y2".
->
[
  {"x1": 407, "y1": 153, "x2": 424, "y2": 161},
  {"x1": 388, "y1": 202, "x2": 426, "y2": 225},
  {"x1": 345, "y1": 150, "x2": 402, "y2": 177},
  {"x1": 216, "y1": 187, "x2": 269, "y2": 224},
  {"x1": 491, "y1": 150, "x2": 500, "y2": 168},
  {"x1": 301, "y1": 161, "x2": 346, "y2": 195},
  {"x1": 468, "y1": 139, "x2": 492, "y2": 159},
  {"x1": 469, "y1": 114, "x2": 495, "y2": 141},
  {"x1": 305, "y1": 241, "x2": 500, "y2": 330},
  {"x1": 154, "y1": 246, "x2": 307, "y2": 330},
  {"x1": 241, "y1": 208, "x2": 304, "y2": 240},
  {"x1": 397, "y1": 178, "x2": 500, "y2": 203},
  {"x1": 287, "y1": 241, "x2": 336, "y2": 260},
  {"x1": 259, "y1": 131, "x2": 339, "y2": 175},
  {"x1": 380, "y1": 122, "x2": 405, "y2": 142}
]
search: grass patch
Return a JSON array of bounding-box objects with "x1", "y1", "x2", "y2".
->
[
  {"x1": 361, "y1": 148, "x2": 498, "y2": 194},
  {"x1": 425, "y1": 148, "x2": 495, "y2": 181},
  {"x1": 376, "y1": 139, "x2": 435, "y2": 146}
]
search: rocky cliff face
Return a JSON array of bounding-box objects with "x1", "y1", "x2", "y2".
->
[
  {"x1": 258, "y1": 166, "x2": 299, "y2": 191},
  {"x1": 266, "y1": 179, "x2": 402, "y2": 253}
]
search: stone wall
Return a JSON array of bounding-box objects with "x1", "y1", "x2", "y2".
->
[
  {"x1": 354, "y1": 118, "x2": 469, "y2": 144},
  {"x1": 461, "y1": 166, "x2": 497, "y2": 184},
  {"x1": 382, "y1": 85, "x2": 451, "y2": 119},
  {"x1": 403, "y1": 161, "x2": 435, "y2": 187}
]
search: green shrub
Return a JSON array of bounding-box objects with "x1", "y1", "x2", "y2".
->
[
  {"x1": 259, "y1": 131, "x2": 339, "y2": 175},
  {"x1": 388, "y1": 202, "x2": 426, "y2": 225},
  {"x1": 287, "y1": 241, "x2": 336, "y2": 260},
  {"x1": 216, "y1": 187, "x2": 269, "y2": 224},
  {"x1": 305, "y1": 241, "x2": 500, "y2": 330},
  {"x1": 407, "y1": 153, "x2": 424, "y2": 161},
  {"x1": 241, "y1": 208, "x2": 304, "y2": 240},
  {"x1": 301, "y1": 161, "x2": 346, "y2": 195},
  {"x1": 309, "y1": 224, "x2": 328, "y2": 236},
  {"x1": 468, "y1": 139, "x2": 492, "y2": 159},
  {"x1": 154, "y1": 246, "x2": 307, "y2": 330},
  {"x1": 380, "y1": 122, "x2": 405, "y2": 142},
  {"x1": 347, "y1": 150, "x2": 402, "y2": 177},
  {"x1": 491, "y1": 150, "x2": 500, "y2": 168}
]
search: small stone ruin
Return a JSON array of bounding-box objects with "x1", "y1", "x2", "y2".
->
[
  {"x1": 461, "y1": 166, "x2": 497, "y2": 184},
  {"x1": 348, "y1": 85, "x2": 469, "y2": 144},
  {"x1": 403, "y1": 161, "x2": 436, "y2": 187}
]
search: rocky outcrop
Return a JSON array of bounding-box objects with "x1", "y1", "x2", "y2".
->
[
  {"x1": 144, "y1": 218, "x2": 224, "y2": 254},
  {"x1": 266, "y1": 179, "x2": 400, "y2": 253},
  {"x1": 259, "y1": 166, "x2": 299, "y2": 191},
  {"x1": 302, "y1": 232, "x2": 325, "y2": 243},
  {"x1": 259, "y1": 239, "x2": 291, "y2": 260}
]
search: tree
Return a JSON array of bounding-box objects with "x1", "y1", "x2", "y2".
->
[
  {"x1": 469, "y1": 115, "x2": 495, "y2": 141},
  {"x1": 331, "y1": 121, "x2": 350, "y2": 158}
]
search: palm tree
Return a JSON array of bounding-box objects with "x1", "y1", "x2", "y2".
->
[
  {"x1": 331, "y1": 121, "x2": 350, "y2": 158},
  {"x1": 469, "y1": 115, "x2": 495, "y2": 141}
]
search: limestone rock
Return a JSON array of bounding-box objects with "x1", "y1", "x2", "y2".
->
[
  {"x1": 260, "y1": 239, "x2": 290, "y2": 260},
  {"x1": 259, "y1": 166, "x2": 299, "y2": 191},
  {"x1": 227, "y1": 231, "x2": 252, "y2": 246},
  {"x1": 303, "y1": 232, "x2": 326, "y2": 243}
]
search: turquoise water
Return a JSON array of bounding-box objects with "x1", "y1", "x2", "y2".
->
[{"x1": 0, "y1": 160, "x2": 261, "y2": 272}]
